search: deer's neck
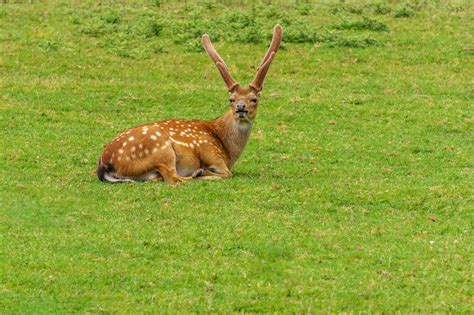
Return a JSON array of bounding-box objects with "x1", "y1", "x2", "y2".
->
[{"x1": 211, "y1": 111, "x2": 253, "y2": 168}]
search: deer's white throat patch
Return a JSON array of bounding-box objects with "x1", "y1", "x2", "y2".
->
[{"x1": 236, "y1": 120, "x2": 252, "y2": 132}]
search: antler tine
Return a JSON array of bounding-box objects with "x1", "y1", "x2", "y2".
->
[
  {"x1": 258, "y1": 24, "x2": 283, "y2": 69},
  {"x1": 250, "y1": 24, "x2": 282, "y2": 92},
  {"x1": 202, "y1": 34, "x2": 239, "y2": 92}
]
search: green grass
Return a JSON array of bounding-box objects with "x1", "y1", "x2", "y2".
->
[{"x1": 1, "y1": 0, "x2": 473, "y2": 312}]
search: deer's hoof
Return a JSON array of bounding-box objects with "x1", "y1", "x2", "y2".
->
[{"x1": 192, "y1": 169, "x2": 204, "y2": 178}]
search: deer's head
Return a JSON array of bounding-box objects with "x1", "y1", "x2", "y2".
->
[{"x1": 202, "y1": 25, "x2": 282, "y2": 125}]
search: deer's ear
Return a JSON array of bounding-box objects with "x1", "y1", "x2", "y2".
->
[{"x1": 229, "y1": 85, "x2": 239, "y2": 93}]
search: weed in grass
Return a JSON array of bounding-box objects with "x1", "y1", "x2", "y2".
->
[
  {"x1": 297, "y1": 4, "x2": 312, "y2": 16},
  {"x1": 183, "y1": 38, "x2": 204, "y2": 53},
  {"x1": 446, "y1": 3, "x2": 466, "y2": 13},
  {"x1": 151, "y1": 42, "x2": 165, "y2": 54},
  {"x1": 335, "y1": 16, "x2": 389, "y2": 32},
  {"x1": 330, "y1": 3, "x2": 366, "y2": 15},
  {"x1": 225, "y1": 12, "x2": 262, "y2": 43},
  {"x1": 345, "y1": 4, "x2": 365, "y2": 15},
  {"x1": 329, "y1": 6, "x2": 344, "y2": 15},
  {"x1": 405, "y1": 0, "x2": 431, "y2": 11},
  {"x1": 282, "y1": 20, "x2": 316, "y2": 43},
  {"x1": 282, "y1": 21, "x2": 380, "y2": 48},
  {"x1": 78, "y1": 16, "x2": 115, "y2": 37},
  {"x1": 394, "y1": 7, "x2": 416, "y2": 18},
  {"x1": 130, "y1": 20, "x2": 164, "y2": 38},
  {"x1": 372, "y1": 2, "x2": 392, "y2": 15},
  {"x1": 38, "y1": 36, "x2": 64, "y2": 52},
  {"x1": 262, "y1": 4, "x2": 287, "y2": 19},
  {"x1": 234, "y1": 25, "x2": 264, "y2": 44},
  {"x1": 326, "y1": 34, "x2": 380, "y2": 48},
  {"x1": 149, "y1": 0, "x2": 162, "y2": 8},
  {"x1": 201, "y1": 0, "x2": 217, "y2": 11},
  {"x1": 102, "y1": 10, "x2": 121, "y2": 25}
]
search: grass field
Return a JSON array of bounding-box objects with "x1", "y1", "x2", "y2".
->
[{"x1": 1, "y1": 0, "x2": 473, "y2": 312}]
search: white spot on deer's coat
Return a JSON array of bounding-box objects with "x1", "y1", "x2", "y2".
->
[
  {"x1": 122, "y1": 142, "x2": 127, "y2": 147},
  {"x1": 152, "y1": 148, "x2": 158, "y2": 153},
  {"x1": 145, "y1": 149, "x2": 150, "y2": 155},
  {"x1": 128, "y1": 136, "x2": 135, "y2": 141},
  {"x1": 131, "y1": 146, "x2": 136, "y2": 152},
  {"x1": 139, "y1": 144, "x2": 143, "y2": 149},
  {"x1": 118, "y1": 149, "x2": 124, "y2": 154},
  {"x1": 170, "y1": 137, "x2": 189, "y2": 147},
  {"x1": 150, "y1": 135, "x2": 157, "y2": 141},
  {"x1": 155, "y1": 131, "x2": 161, "y2": 137}
]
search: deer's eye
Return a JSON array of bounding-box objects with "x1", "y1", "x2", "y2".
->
[
  {"x1": 251, "y1": 98, "x2": 258, "y2": 103},
  {"x1": 229, "y1": 98, "x2": 235, "y2": 103}
]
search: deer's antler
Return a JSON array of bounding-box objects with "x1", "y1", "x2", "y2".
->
[
  {"x1": 202, "y1": 34, "x2": 239, "y2": 92},
  {"x1": 250, "y1": 24, "x2": 282, "y2": 92}
]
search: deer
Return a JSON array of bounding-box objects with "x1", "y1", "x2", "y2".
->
[{"x1": 97, "y1": 24, "x2": 282, "y2": 183}]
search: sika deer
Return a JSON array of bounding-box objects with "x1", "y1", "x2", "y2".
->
[{"x1": 97, "y1": 25, "x2": 282, "y2": 183}]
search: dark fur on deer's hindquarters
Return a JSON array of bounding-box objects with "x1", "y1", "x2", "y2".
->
[{"x1": 97, "y1": 25, "x2": 282, "y2": 183}]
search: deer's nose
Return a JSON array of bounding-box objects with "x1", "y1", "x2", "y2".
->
[{"x1": 237, "y1": 103, "x2": 246, "y2": 111}]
